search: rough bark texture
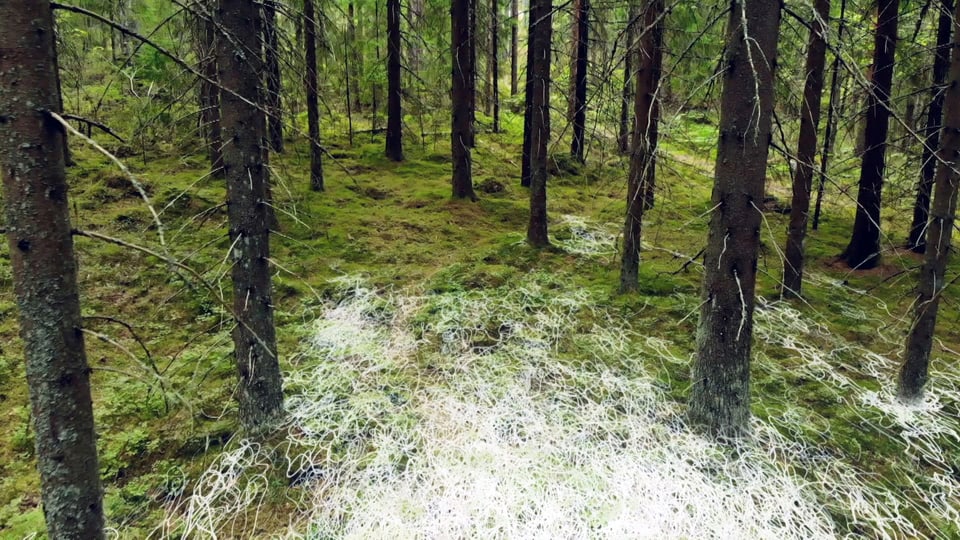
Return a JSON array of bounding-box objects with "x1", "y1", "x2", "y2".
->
[
  {"x1": 491, "y1": 0, "x2": 501, "y2": 133},
  {"x1": 452, "y1": 0, "x2": 478, "y2": 200},
  {"x1": 386, "y1": 0, "x2": 404, "y2": 161},
  {"x1": 907, "y1": 0, "x2": 953, "y2": 253},
  {"x1": 198, "y1": 11, "x2": 224, "y2": 178},
  {"x1": 0, "y1": 2, "x2": 105, "y2": 537},
  {"x1": 782, "y1": 0, "x2": 830, "y2": 298},
  {"x1": 510, "y1": 0, "x2": 519, "y2": 95},
  {"x1": 689, "y1": 0, "x2": 781, "y2": 438},
  {"x1": 468, "y1": 0, "x2": 478, "y2": 147},
  {"x1": 527, "y1": 0, "x2": 553, "y2": 246},
  {"x1": 570, "y1": 0, "x2": 589, "y2": 163},
  {"x1": 218, "y1": 0, "x2": 285, "y2": 431},
  {"x1": 898, "y1": 0, "x2": 960, "y2": 401},
  {"x1": 619, "y1": 0, "x2": 663, "y2": 293},
  {"x1": 812, "y1": 0, "x2": 847, "y2": 231},
  {"x1": 842, "y1": 0, "x2": 899, "y2": 270},
  {"x1": 304, "y1": 0, "x2": 324, "y2": 190},
  {"x1": 618, "y1": 2, "x2": 638, "y2": 154},
  {"x1": 263, "y1": 0, "x2": 283, "y2": 153}
]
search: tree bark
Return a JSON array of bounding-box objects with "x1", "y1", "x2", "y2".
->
[
  {"x1": 619, "y1": 0, "x2": 663, "y2": 293},
  {"x1": 491, "y1": 0, "x2": 501, "y2": 133},
  {"x1": 907, "y1": 0, "x2": 953, "y2": 253},
  {"x1": 689, "y1": 0, "x2": 781, "y2": 438},
  {"x1": 520, "y1": 0, "x2": 536, "y2": 188},
  {"x1": 386, "y1": 0, "x2": 404, "y2": 160},
  {"x1": 898, "y1": 0, "x2": 960, "y2": 402},
  {"x1": 841, "y1": 0, "x2": 899, "y2": 270},
  {"x1": 570, "y1": 0, "x2": 589, "y2": 162},
  {"x1": 782, "y1": 0, "x2": 831, "y2": 298},
  {"x1": 263, "y1": 0, "x2": 284, "y2": 153},
  {"x1": 452, "y1": 0, "x2": 478, "y2": 200},
  {"x1": 812, "y1": 0, "x2": 847, "y2": 231},
  {"x1": 527, "y1": 0, "x2": 553, "y2": 246},
  {"x1": 510, "y1": 0, "x2": 519, "y2": 96},
  {"x1": 0, "y1": 2, "x2": 105, "y2": 537},
  {"x1": 304, "y1": 0, "x2": 324, "y2": 190},
  {"x1": 618, "y1": 1, "x2": 638, "y2": 154},
  {"x1": 348, "y1": 2, "x2": 362, "y2": 111},
  {"x1": 218, "y1": 0, "x2": 285, "y2": 431}
]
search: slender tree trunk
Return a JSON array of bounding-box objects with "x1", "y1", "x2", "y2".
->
[
  {"x1": 898, "y1": 0, "x2": 960, "y2": 402},
  {"x1": 570, "y1": 0, "x2": 589, "y2": 162},
  {"x1": 304, "y1": 0, "x2": 324, "y2": 190},
  {"x1": 469, "y1": 0, "x2": 478, "y2": 147},
  {"x1": 521, "y1": 0, "x2": 536, "y2": 187},
  {"x1": 0, "y1": 2, "x2": 105, "y2": 537},
  {"x1": 841, "y1": 0, "x2": 899, "y2": 270},
  {"x1": 689, "y1": 0, "x2": 782, "y2": 438},
  {"x1": 198, "y1": 11, "x2": 224, "y2": 178},
  {"x1": 218, "y1": 0, "x2": 284, "y2": 431},
  {"x1": 812, "y1": 0, "x2": 847, "y2": 231},
  {"x1": 348, "y1": 2, "x2": 362, "y2": 111},
  {"x1": 783, "y1": 0, "x2": 831, "y2": 298},
  {"x1": 618, "y1": 1, "x2": 638, "y2": 154},
  {"x1": 619, "y1": 0, "x2": 663, "y2": 293},
  {"x1": 510, "y1": 0, "x2": 519, "y2": 96},
  {"x1": 527, "y1": 0, "x2": 553, "y2": 246},
  {"x1": 373, "y1": 2, "x2": 382, "y2": 131},
  {"x1": 452, "y1": 0, "x2": 478, "y2": 200},
  {"x1": 907, "y1": 0, "x2": 953, "y2": 253},
  {"x1": 263, "y1": 0, "x2": 284, "y2": 152},
  {"x1": 387, "y1": 0, "x2": 404, "y2": 160},
  {"x1": 344, "y1": 32, "x2": 355, "y2": 146},
  {"x1": 491, "y1": 0, "x2": 501, "y2": 133}
]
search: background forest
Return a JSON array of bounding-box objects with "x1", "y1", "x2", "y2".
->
[{"x1": 1, "y1": 0, "x2": 960, "y2": 538}]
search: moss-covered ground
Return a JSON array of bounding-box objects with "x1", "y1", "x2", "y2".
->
[{"x1": 0, "y1": 107, "x2": 958, "y2": 537}]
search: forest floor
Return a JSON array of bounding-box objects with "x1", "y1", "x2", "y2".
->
[{"x1": 1, "y1": 111, "x2": 959, "y2": 538}]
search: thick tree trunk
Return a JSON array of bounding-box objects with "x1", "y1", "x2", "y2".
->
[
  {"x1": 619, "y1": 0, "x2": 663, "y2": 293},
  {"x1": 618, "y1": 2, "x2": 638, "y2": 155},
  {"x1": 812, "y1": 0, "x2": 847, "y2": 231},
  {"x1": 304, "y1": 0, "x2": 324, "y2": 190},
  {"x1": 782, "y1": 0, "x2": 831, "y2": 298},
  {"x1": 907, "y1": 0, "x2": 953, "y2": 253},
  {"x1": 386, "y1": 0, "x2": 404, "y2": 160},
  {"x1": 218, "y1": 0, "x2": 285, "y2": 431},
  {"x1": 520, "y1": 0, "x2": 536, "y2": 187},
  {"x1": 469, "y1": 0, "x2": 478, "y2": 147},
  {"x1": 527, "y1": 0, "x2": 553, "y2": 246},
  {"x1": 0, "y1": 2, "x2": 105, "y2": 537},
  {"x1": 510, "y1": 0, "x2": 519, "y2": 96},
  {"x1": 689, "y1": 0, "x2": 781, "y2": 438},
  {"x1": 841, "y1": 0, "x2": 899, "y2": 270},
  {"x1": 491, "y1": 0, "x2": 501, "y2": 133},
  {"x1": 898, "y1": 0, "x2": 960, "y2": 402},
  {"x1": 452, "y1": 0, "x2": 478, "y2": 200},
  {"x1": 570, "y1": 0, "x2": 589, "y2": 162},
  {"x1": 263, "y1": 0, "x2": 284, "y2": 153},
  {"x1": 198, "y1": 12, "x2": 224, "y2": 178}
]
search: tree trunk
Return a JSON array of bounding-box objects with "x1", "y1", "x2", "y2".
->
[
  {"x1": 198, "y1": 11, "x2": 224, "y2": 178},
  {"x1": 386, "y1": 0, "x2": 404, "y2": 160},
  {"x1": 0, "y1": 2, "x2": 105, "y2": 537},
  {"x1": 527, "y1": 0, "x2": 553, "y2": 246},
  {"x1": 452, "y1": 0, "x2": 478, "y2": 200},
  {"x1": 782, "y1": 0, "x2": 831, "y2": 298},
  {"x1": 812, "y1": 0, "x2": 848, "y2": 231},
  {"x1": 263, "y1": 0, "x2": 284, "y2": 153},
  {"x1": 618, "y1": 1, "x2": 638, "y2": 154},
  {"x1": 570, "y1": 0, "x2": 589, "y2": 162},
  {"x1": 841, "y1": 0, "x2": 899, "y2": 270},
  {"x1": 218, "y1": 0, "x2": 285, "y2": 431},
  {"x1": 469, "y1": 0, "x2": 478, "y2": 147},
  {"x1": 348, "y1": 2, "x2": 362, "y2": 111},
  {"x1": 619, "y1": 0, "x2": 663, "y2": 293},
  {"x1": 898, "y1": 0, "x2": 960, "y2": 402},
  {"x1": 689, "y1": 0, "x2": 781, "y2": 438},
  {"x1": 907, "y1": 0, "x2": 953, "y2": 253},
  {"x1": 510, "y1": 0, "x2": 519, "y2": 96},
  {"x1": 304, "y1": 0, "x2": 324, "y2": 190},
  {"x1": 520, "y1": 0, "x2": 536, "y2": 187},
  {"x1": 491, "y1": 0, "x2": 501, "y2": 133}
]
